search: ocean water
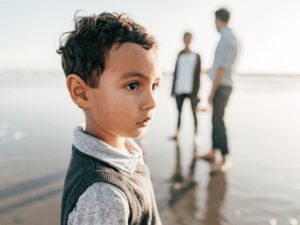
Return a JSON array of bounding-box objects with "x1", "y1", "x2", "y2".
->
[{"x1": 0, "y1": 71, "x2": 300, "y2": 224}]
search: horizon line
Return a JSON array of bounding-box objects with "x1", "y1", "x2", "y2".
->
[{"x1": 0, "y1": 70, "x2": 300, "y2": 76}]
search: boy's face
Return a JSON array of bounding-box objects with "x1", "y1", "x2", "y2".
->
[{"x1": 87, "y1": 42, "x2": 162, "y2": 139}]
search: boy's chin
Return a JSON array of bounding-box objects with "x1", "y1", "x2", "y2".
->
[{"x1": 128, "y1": 128, "x2": 147, "y2": 139}]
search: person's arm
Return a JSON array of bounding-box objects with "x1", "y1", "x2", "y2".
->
[
  {"x1": 68, "y1": 183, "x2": 129, "y2": 225},
  {"x1": 208, "y1": 67, "x2": 226, "y2": 104},
  {"x1": 209, "y1": 39, "x2": 236, "y2": 104},
  {"x1": 195, "y1": 54, "x2": 201, "y2": 100}
]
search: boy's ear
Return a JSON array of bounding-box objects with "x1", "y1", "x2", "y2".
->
[{"x1": 66, "y1": 74, "x2": 91, "y2": 109}]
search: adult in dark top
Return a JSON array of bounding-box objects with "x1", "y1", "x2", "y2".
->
[{"x1": 171, "y1": 32, "x2": 201, "y2": 144}]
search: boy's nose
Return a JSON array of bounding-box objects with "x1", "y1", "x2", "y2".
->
[{"x1": 141, "y1": 90, "x2": 156, "y2": 111}]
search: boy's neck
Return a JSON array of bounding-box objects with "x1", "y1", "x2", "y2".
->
[{"x1": 84, "y1": 120, "x2": 131, "y2": 154}]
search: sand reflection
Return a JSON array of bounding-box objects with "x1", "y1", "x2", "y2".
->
[
  {"x1": 203, "y1": 165, "x2": 227, "y2": 225},
  {"x1": 168, "y1": 141, "x2": 198, "y2": 224},
  {"x1": 168, "y1": 141, "x2": 228, "y2": 225}
]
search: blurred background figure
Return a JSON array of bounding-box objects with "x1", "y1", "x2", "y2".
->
[
  {"x1": 171, "y1": 32, "x2": 201, "y2": 145},
  {"x1": 198, "y1": 8, "x2": 238, "y2": 173}
]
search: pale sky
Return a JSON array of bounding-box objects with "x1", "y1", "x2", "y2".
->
[{"x1": 1, "y1": 0, "x2": 300, "y2": 74}]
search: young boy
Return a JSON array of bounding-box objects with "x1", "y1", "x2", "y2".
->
[{"x1": 57, "y1": 12, "x2": 162, "y2": 225}]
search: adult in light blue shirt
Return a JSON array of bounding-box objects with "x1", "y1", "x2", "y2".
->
[
  {"x1": 198, "y1": 8, "x2": 238, "y2": 172},
  {"x1": 209, "y1": 26, "x2": 237, "y2": 87}
]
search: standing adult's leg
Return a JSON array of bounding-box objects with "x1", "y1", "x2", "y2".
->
[
  {"x1": 190, "y1": 97, "x2": 200, "y2": 134},
  {"x1": 192, "y1": 111, "x2": 198, "y2": 134},
  {"x1": 176, "y1": 94, "x2": 187, "y2": 130},
  {"x1": 212, "y1": 86, "x2": 232, "y2": 156}
]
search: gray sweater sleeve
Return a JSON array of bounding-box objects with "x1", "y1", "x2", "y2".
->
[{"x1": 67, "y1": 182, "x2": 129, "y2": 225}]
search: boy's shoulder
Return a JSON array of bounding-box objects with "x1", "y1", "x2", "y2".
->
[
  {"x1": 62, "y1": 144, "x2": 140, "y2": 225},
  {"x1": 67, "y1": 182, "x2": 129, "y2": 224}
]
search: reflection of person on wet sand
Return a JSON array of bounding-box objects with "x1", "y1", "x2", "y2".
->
[
  {"x1": 168, "y1": 142, "x2": 228, "y2": 225},
  {"x1": 170, "y1": 140, "x2": 184, "y2": 183},
  {"x1": 203, "y1": 172, "x2": 227, "y2": 225},
  {"x1": 168, "y1": 141, "x2": 199, "y2": 224},
  {"x1": 171, "y1": 32, "x2": 201, "y2": 145}
]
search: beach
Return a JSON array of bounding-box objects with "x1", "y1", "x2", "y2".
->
[{"x1": 1, "y1": 72, "x2": 300, "y2": 224}]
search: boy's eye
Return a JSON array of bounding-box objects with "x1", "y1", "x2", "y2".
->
[
  {"x1": 152, "y1": 83, "x2": 159, "y2": 90},
  {"x1": 126, "y1": 82, "x2": 139, "y2": 91}
]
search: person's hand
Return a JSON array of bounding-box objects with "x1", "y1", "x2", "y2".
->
[
  {"x1": 208, "y1": 92, "x2": 215, "y2": 105},
  {"x1": 201, "y1": 69, "x2": 209, "y2": 74}
]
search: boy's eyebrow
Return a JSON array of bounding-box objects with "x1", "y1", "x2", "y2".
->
[
  {"x1": 121, "y1": 72, "x2": 162, "y2": 81},
  {"x1": 121, "y1": 72, "x2": 149, "y2": 81}
]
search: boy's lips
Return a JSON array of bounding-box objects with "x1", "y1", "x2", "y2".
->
[{"x1": 136, "y1": 117, "x2": 152, "y2": 127}]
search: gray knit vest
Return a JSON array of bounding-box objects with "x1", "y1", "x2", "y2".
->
[{"x1": 61, "y1": 146, "x2": 161, "y2": 225}]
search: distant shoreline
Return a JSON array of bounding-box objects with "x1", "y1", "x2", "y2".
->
[
  {"x1": 0, "y1": 70, "x2": 300, "y2": 77},
  {"x1": 237, "y1": 72, "x2": 300, "y2": 76}
]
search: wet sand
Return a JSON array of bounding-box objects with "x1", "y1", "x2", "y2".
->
[{"x1": 1, "y1": 72, "x2": 300, "y2": 224}]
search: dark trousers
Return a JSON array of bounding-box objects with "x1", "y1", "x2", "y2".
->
[
  {"x1": 212, "y1": 86, "x2": 232, "y2": 156},
  {"x1": 175, "y1": 94, "x2": 198, "y2": 134}
]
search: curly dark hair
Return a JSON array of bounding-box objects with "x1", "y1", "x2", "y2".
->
[{"x1": 56, "y1": 11, "x2": 158, "y2": 88}]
